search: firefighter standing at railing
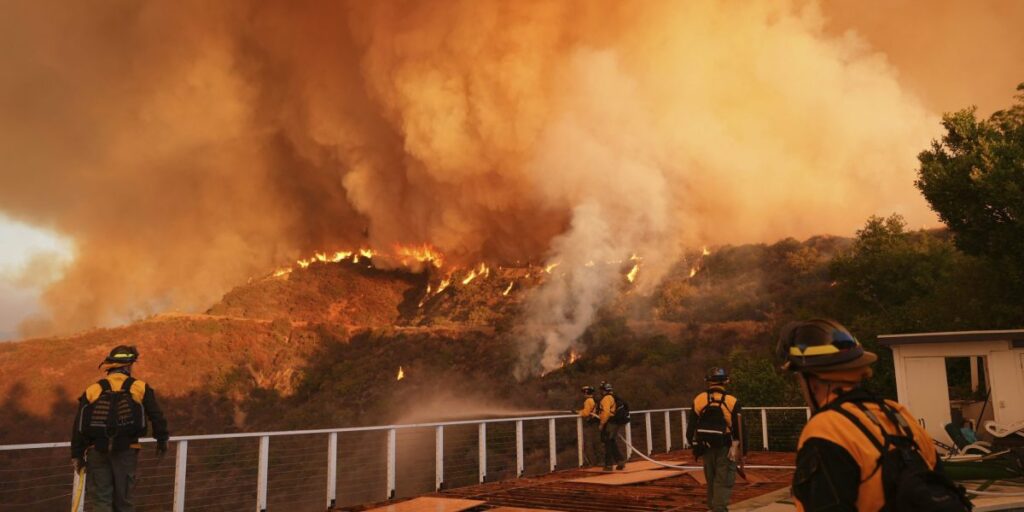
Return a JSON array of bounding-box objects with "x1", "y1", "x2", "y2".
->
[
  {"x1": 70, "y1": 345, "x2": 170, "y2": 512},
  {"x1": 687, "y1": 367, "x2": 743, "y2": 512},
  {"x1": 574, "y1": 385, "x2": 603, "y2": 467}
]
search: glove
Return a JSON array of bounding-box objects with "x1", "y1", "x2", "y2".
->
[
  {"x1": 727, "y1": 442, "x2": 740, "y2": 462},
  {"x1": 71, "y1": 457, "x2": 86, "y2": 473},
  {"x1": 156, "y1": 440, "x2": 168, "y2": 459}
]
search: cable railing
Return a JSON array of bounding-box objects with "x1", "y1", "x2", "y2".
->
[{"x1": 0, "y1": 406, "x2": 809, "y2": 512}]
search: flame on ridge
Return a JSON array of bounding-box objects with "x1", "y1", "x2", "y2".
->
[{"x1": 396, "y1": 366, "x2": 405, "y2": 381}]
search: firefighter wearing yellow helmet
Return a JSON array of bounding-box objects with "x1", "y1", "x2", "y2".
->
[{"x1": 778, "y1": 319, "x2": 971, "y2": 512}]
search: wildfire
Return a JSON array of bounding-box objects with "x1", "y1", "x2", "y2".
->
[
  {"x1": 435, "y1": 277, "x2": 452, "y2": 294},
  {"x1": 568, "y1": 349, "x2": 581, "y2": 365},
  {"x1": 461, "y1": 269, "x2": 478, "y2": 285},
  {"x1": 702, "y1": 246, "x2": 711, "y2": 256},
  {"x1": 272, "y1": 268, "x2": 292, "y2": 278},
  {"x1": 396, "y1": 366, "x2": 405, "y2": 381},
  {"x1": 689, "y1": 267, "x2": 698, "y2": 278},
  {"x1": 502, "y1": 281, "x2": 515, "y2": 295},
  {"x1": 544, "y1": 262, "x2": 560, "y2": 273},
  {"x1": 461, "y1": 263, "x2": 490, "y2": 285},
  {"x1": 396, "y1": 244, "x2": 444, "y2": 268},
  {"x1": 626, "y1": 263, "x2": 640, "y2": 283}
]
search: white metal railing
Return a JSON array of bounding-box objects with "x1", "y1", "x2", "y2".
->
[{"x1": 0, "y1": 406, "x2": 809, "y2": 512}]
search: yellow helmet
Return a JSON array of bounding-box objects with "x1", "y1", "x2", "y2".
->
[{"x1": 777, "y1": 319, "x2": 876, "y2": 373}]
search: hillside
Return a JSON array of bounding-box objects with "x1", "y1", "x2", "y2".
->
[{"x1": 0, "y1": 236, "x2": 853, "y2": 444}]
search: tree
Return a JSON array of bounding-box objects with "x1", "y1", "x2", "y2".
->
[{"x1": 916, "y1": 83, "x2": 1024, "y2": 287}]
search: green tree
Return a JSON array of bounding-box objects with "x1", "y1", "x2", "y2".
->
[{"x1": 916, "y1": 83, "x2": 1024, "y2": 288}]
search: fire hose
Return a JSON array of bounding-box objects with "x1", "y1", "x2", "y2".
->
[{"x1": 616, "y1": 434, "x2": 795, "y2": 470}]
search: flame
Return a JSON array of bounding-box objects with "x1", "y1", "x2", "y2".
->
[
  {"x1": 360, "y1": 248, "x2": 375, "y2": 259},
  {"x1": 702, "y1": 246, "x2": 711, "y2": 256},
  {"x1": 461, "y1": 269, "x2": 478, "y2": 285},
  {"x1": 396, "y1": 244, "x2": 444, "y2": 268},
  {"x1": 626, "y1": 263, "x2": 640, "y2": 283},
  {"x1": 829, "y1": 280, "x2": 838, "y2": 287},
  {"x1": 502, "y1": 281, "x2": 514, "y2": 295},
  {"x1": 272, "y1": 268, "x2": 292, "y2": 278},
  {"x1": 544, "y1": 262, "x2": 560, "y2": 273},
  {"x1": 435, "y1": 277, "x2": 452, "y2": 294},
  {"x1": 568, "y1": 349, "x2": 581, "y2": 364},
  {"x1": 689, "y1": 266, "x2": 697, "y2": 278},
  {"x1": 396, "y1": 366, "x2": 405, "y2": 381}
]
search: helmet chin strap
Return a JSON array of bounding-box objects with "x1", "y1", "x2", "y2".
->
[{"x1": 797, "y1": 373, "x2": 823, "y2": 414}]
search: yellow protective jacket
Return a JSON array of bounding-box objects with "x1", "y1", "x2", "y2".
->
[
  {"x1": 794, "y1": 388, "x2": 938, "y2": 512},
  {"x1": 579, "y1": 396, "x2": 597, "y2": 423},
  {"x1": 597, "y1": 394, "x2": 616, "y2": 427},
  {"x1": 687, "y1": 385, "x2": 741, "y2": 446},
  {"x1": 71, "y1": 372, "x2": 169, "y2": 458}
]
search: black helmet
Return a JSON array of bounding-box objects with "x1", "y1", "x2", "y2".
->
[
  {"x1": 599, "y1": 382, "x2": 613, "y2": 393},
  {"x1": 99, "y1": 345, "x2": 139, "y2": 368},
  {"x1": 705, "y1": 367, "x2": 728, "y2": 383},
  {"x1": 581, "y1": 385, "x2": 595, "y2": 395},
  {"x1": 777, "y1": 319, "x2": 876, "y2": 372}
]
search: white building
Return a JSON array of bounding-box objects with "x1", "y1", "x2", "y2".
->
[{"x1": 879, "y1": 329, "x2": 1024, "y2": 447}]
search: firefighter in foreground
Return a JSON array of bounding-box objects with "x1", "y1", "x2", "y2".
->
[
  {"x1": 575, "y1": 385, "x2": 602, "y2": 466},
  {"x1": 779, "y1": 319, "x2": 971, "y2": 512},
  {"x1": 687, "y1": 367, "x2": 743, "y2": 512},
  {"x1": 597, "y1": 382, "x2": 627, "y2": 471},
  {"x1": 71, "y1": 345, "x2": 170, "y2": 512}
]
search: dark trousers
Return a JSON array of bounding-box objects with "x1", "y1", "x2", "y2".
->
[
  {"x1": 582, "y1": 421, "x2": 603, "y2": 466},
  {"x1": 702, "y1": 445, "x2": 737, "y2": 512},
  {"x1": 87, "y1": 448, "x2": 138, "y2": 512},
  {"x1": 601, "y1": 422, "x2": 624, "y2": 467}
]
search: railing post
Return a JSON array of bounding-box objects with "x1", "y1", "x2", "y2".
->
[
  {"x1": 478, "y1": 423, "x2": 487, "y2": 483},
  {"x1": 173, "y1": 440, "x2": 187, "y2": 512},
  {"x1": 625, "y1": 422, "x2": 633, "y2": 460},
  {"x1": 548, "y1": 418, "x2": 557, "y2": 472},
  {"x1": 516, "y1": 420, "x2": 524, "y2": 477},
  {"x1": 806, "y1": 407, "x2": 812, "y2": 421},
  {"x1": 387, "y1": 429, "x2": 397, "y2": 499},
  {"x1": 257, "y1": 436, "x2": 269, "y2": 512},
  {"x1": 435, "y1": 426, "x2": 444, "y2": 491},
  {"x1": 664, "y1": 411, "x2": 672, "y2": 452},
  {"x1": 576, "y1": 417, "x2": 584, "y2": 467},
  {"x1": 681, "y1": 410, "x2": 689, "y2": 448},
  {"x1": 73, "y1": 466, "x2": 86, "y2": 512},
  {"x1": 326, "y1": 433, "x2": 337, "y2": 509},
  {"x1": 761, "y1": 408, "x2": 769, "y2": 451},
  {"x1": 644, "y1": 412, "x2": 653, "y2": 455}
]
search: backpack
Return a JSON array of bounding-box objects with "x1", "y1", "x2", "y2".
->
[
  {"x1": 597, "y1": 394, "x2": 631, "y2": 425},
  {"x1": 829, "y1": 398, "x2": 972, "y2": 512},
  {"x1": 78, "y1": 377, "x2": 147, "y2": 440},
  {"x1": 611, "y1": 395, "x2": 630, "y2": 425},
  {"x1": 694, "y1": 391, "x2": 732, "y2": 443}
]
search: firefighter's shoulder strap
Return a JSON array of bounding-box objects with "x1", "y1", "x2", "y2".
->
[{"x1": 699, "y1": 390, "x2": 733, "y2": 415}]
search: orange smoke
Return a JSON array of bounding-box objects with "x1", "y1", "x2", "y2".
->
[{"x1": 0, "y1": 0, "x2": 1019, "y2": 339}]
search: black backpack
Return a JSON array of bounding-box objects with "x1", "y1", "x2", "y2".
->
[
  {"x1": 829, "y1": 398, "x2": 972, "y2": 512},
  {"x1": 78, "y1": 378, "x2": 147, "y2": 440},
  {"x1": 611, "y1": 395, "x2": 630, "y2": 425},
  {"x1": 694, "y1": 391, "x2": 732, "y2": 442},
  {"x1": 598, "y1": 394, "x2": 631, "y2": 425}
]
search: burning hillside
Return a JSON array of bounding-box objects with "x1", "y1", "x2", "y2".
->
[{"x1": 12, "y1": 0, "x2": 1024, "y2": 344}]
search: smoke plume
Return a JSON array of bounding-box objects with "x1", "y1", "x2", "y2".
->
[{"x1": 1, "y1": 1, "x2": 1019, "y2": 369}]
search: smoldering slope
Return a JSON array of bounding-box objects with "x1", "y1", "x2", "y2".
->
[{"x1": 0, "y1": 1, "x2": 1018, "y2": 369}]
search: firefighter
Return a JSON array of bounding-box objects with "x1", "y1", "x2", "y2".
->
[
  {"x1": 687, "y1": 367, "x2": 742, "y2": 512},
  {"x1": 778, "y1": 319, "x2": 970, "y2": 512},
  {"x1": 597, "y1": 382, "x2": 626, "y2": 471},
  {"x1": 576, "y1": 385, "x2": 602, "y2": 466},
  {"x1": 71, "y1": 345, "x2": 170, "y2": 512}
]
